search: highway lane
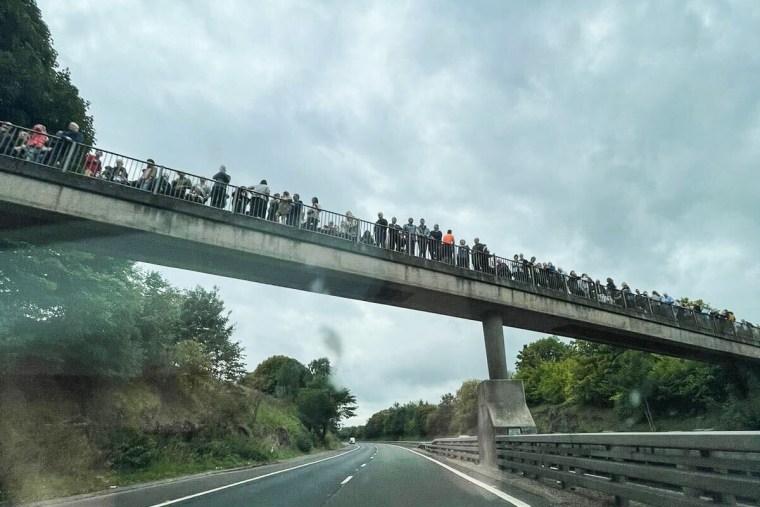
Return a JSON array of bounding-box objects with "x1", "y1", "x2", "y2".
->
[
  {"x1": 325, "y1": 444, "x2": 532, "y2": 507},
  {"x1": 33, "y1": 444, "x2": 541, "y2": 506}
]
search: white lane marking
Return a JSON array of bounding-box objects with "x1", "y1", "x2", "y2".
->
[
  {"x1": 148, "y1": 446, "x2": 361, "y2": 506},
  {"x1": 340, "y1": 475, "x2": 353, "y2": 485},
  {"x1": 360, "y1": 464, "x2": 367, "y2": 467},
  {"x1": 395, "y1": 446, "x2": 532, "y2": 507}
]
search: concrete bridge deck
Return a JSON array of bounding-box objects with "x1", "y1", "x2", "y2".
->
[{"x1": 1, "y1": 157, "x2": 758, "y2": 363}]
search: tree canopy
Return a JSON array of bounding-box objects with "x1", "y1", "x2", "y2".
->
[
  {"x1": 0, "y1": 240, "x2": 244, "y2": 381},
  {"x1": 0, "y1": 0, "x2": 94, "y2": 141}
]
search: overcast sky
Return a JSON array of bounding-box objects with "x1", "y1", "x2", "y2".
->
[{"x1": 37, "y1": 0, "x2": 760, "y2": 425}]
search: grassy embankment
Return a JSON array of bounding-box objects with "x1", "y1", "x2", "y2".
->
[{"x1": 0, "y1": 375, "x2": 331, "y2": 503}]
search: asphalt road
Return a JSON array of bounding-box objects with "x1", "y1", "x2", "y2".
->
[{"x1": 33, "y1": 444, "x2": 543, "y2": 507}]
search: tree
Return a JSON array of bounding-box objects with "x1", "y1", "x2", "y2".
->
[
  {"x1": 570, "y1": 342, "x2": 622, "y2": 407},
  {"x1": 296, "y1": 358, "x2": 356, "y2": 440},
  {"x1": 0, "y1": 0, "x2": 94, "y2": 141},
  {"x1": 0, "y1": 240, "x2": 143, "y2": 378},
  {"x1": 308, "y1": 357, "x2": 332, "y2": 378},
  {"x1": 247, "y1": 355, "x2": 309, "y2": 396},
  {"x1": 515, "y1": 337, "x2": 576, "y2": 405},
  {"x1": 425, "y1": 393, "x2": 455, "y2": 437},
  {"x1": 135, "y1": 271, "x2": 182, "y2": 376},
  {"x1": 176, "y1": 287, "x2": 244, "y2": 382},
  {"x1": 451, "y1": 380, "x2": 480, "y2": 435}
]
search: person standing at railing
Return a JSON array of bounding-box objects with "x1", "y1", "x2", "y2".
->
[
  {"x1": 210, "y1": 165, "x2": 230, "y2": 208},
  {"x1": 471, "y1": 238, "x2": 489, "y2": 272},
  {"x1": 456, "y1": 239, "x2": 470, "y2": 268},
  {"x1": 429, "y1": 224, "x2": 442, "y2": 260},
  {"x1": 266, "y1": 193, "x2": 280, "y2": 221},
  {"x1": 276, "y1": 191, "x2": 293, "y2": 224},
  {"x1": 374, "y1": 212, "x2": 388, "y2": 247},
  {"x1": 138, "y1": 159, "x2": 158, "y2": 190},
  {"x1": 403, "y1": 218, "x2": 416, "y2": 256},
  {"x1": 388, "y1": 217, "x2": 402, "y2": 251},
  {"x1": 442, "y1": 229, "x2": 455, "y2": 264},
  {"x1": 48, "y1": 121, "x2": 83, "y2": 170},
  {"x1": 305, "y1": 196, "x2": 320, "y2": 230},
  {"x1": 417, "y1": 218, "x2": 430, "y2": 258},
  {"x1": 250, "y1": 179, "x2": 270, "y2": 218},
  {"x1": 287, "y1": 193, "x2": 304, "y2": 226}
]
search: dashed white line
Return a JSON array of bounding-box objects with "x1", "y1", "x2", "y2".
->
[
  {"x1": 341, "y1": 475, "x2": 353, "y2": 485},
  {"x1": 395, "y1": 446, "x2": 532, "y2": 507},
  {"x1": 360, "y1": 463, "x2": 367, "y2": 467},
  {"x1": 147, "y1": 446, "x2": 361, "y2": 506}
]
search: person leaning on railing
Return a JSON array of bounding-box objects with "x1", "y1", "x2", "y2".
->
[
  {"x1": 48, "y1": 121, "x2": 83, "y2": 169},
  {"x1": 250, "y1": 180, "x2": 270, "y2": 218}
]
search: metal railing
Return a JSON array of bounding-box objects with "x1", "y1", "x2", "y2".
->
[
  {"x1": 1, "y1": 121, "x2": 758, "y2": 345},
  {"x1": 423, "y1": 433, "x2": 760, "y2": 507}
]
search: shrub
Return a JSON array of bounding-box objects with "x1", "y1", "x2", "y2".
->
[
  {"x1": 105, "y1": 429, "x2": 158, "y2": 471},
  {"x1": 295, "y1": 433, "x2": 313, "y2": 453}
]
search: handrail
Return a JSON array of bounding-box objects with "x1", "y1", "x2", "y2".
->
[{"x1": 1, "y1": 121, "x2": 757, "y2": 345}]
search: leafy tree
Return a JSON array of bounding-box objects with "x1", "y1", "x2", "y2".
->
[
  {"x1": 515, "y1": 336, "x2": 575, "y2": 405},
  {"x1": 308, "y1": 357, "x2": 332, "y2": 378},
  {"x1": 168, "y1": 340, "x2": 214, "y2": 389},
  {"x1": 0, "y1": 240, "x2": 143, "y2": 378},
  {"x1": 295, "y1": 358, "x2": 356, "y2": 440},
  {"x1": 451, "y1": 380, "x2": 480, "y2": 435},
  {"x1": 176, "y1": 287, "x2": 244, "y2": 382},
  {"x1": 533, "y1": 358, "x2": 578, "y2": 405},
  {"x1": 425, "y1": 393, "x2": 455, "y2": 437},
  {"x1": 135, "y1": 271, "x2": 182, "y2": 376},
  {"x1": 364, "y1": 410, "x2": 389, "y2": 439},
  {"x1": 570, "y1": 342, "x2": 621, "y2": 407},
  {"x1": 247, "y1": 355, "x2": 309, "y2": 396},
  {"x1": 0, "y1": 0, "x2": 94, "y2": 141},
  {"x1": 649, "y1": 357, "x2": 719, "y2": 415}
]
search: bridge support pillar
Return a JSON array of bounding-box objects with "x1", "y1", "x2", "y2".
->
[
  {"x1": 479, "y1": 313, "x2": 536, "y2": 470},
  {"x1": 482, "y1": 312, "x2": 508, "y2": 380}
]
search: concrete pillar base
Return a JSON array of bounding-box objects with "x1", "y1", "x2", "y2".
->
[{"x1": 478, "y1": 379, "x2": 537, "y2": 469}]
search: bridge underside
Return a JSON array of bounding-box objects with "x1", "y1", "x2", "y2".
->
[{"x1": 1, "y1": 160, "x2": 757, "y2": 365}]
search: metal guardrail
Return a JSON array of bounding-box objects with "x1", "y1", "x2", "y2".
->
[
  {"x1": 423, "y1": 433, "x2": 760, "y2": 506},
  {"x1": 1, "y1": 121, "x2": 758, "y2": 345}
]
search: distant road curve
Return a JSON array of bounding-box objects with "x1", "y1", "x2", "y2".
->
[{"x1": 31, "y1": 444, "x2": 540, "y2": 507}]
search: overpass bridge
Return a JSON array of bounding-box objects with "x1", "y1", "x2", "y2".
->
[{"x1": 1, "y1": 152, "x2": 758, "y2": 370}]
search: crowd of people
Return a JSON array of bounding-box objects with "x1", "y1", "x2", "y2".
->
[{"x1": 1, "y1": 120, "x2": 757, "y2": 339}]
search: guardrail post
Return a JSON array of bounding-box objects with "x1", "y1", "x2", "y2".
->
[{"x1": 609, "y1": 444, "x2": 630, "y2": 507}]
